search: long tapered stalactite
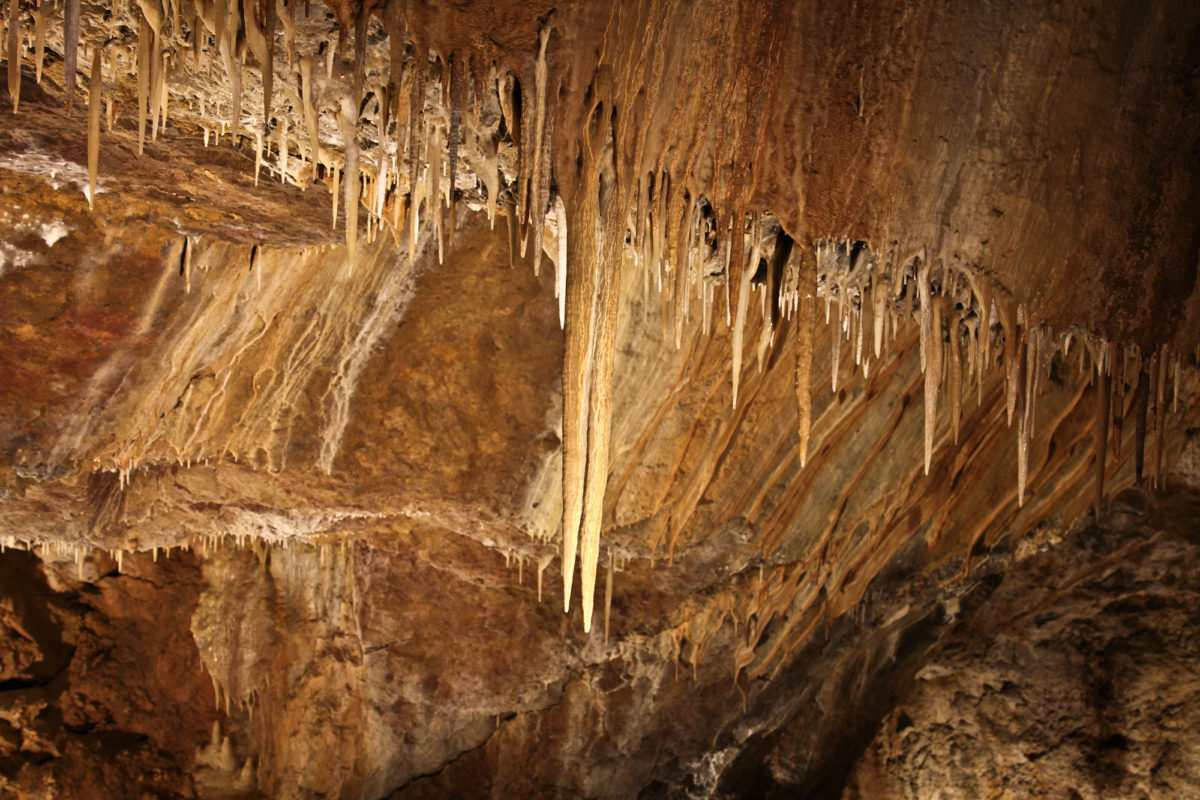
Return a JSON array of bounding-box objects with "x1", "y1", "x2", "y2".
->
[
  {"x1": 86, "y1": 46, "x2": 100, "y2": 208},
  {"x1": 6, "y1": 0, "x2": 20, "y2": 112},
  {"x1": 795, "y1": 246, "x2": 817, "y2": 468},
  {"x1": 560, "y1": 180, "x2": 600, "y2": 615}
]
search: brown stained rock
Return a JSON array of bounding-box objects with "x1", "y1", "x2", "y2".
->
[
  {"x1": 335, "y1": 211, "x2": 563, "y2": 517},
  {"x1": 0, "y1": 549, "x2": 215, "y2": 799}
]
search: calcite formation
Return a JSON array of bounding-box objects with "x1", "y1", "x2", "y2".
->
[{"x1": 0, "y1": 0, "x2": 1196, "y2": 796}]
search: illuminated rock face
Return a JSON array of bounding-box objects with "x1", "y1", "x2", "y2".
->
[{"x1": 0, "y1": 0, "x2": 1197, "y2": 797}]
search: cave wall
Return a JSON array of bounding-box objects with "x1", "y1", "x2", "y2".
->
[{"x1": 0, "y1": 0, "x2": 1197, "y2": 796}]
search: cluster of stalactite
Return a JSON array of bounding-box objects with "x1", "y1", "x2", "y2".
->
[{"x1": 0, "y1": 0, "x2": 1190, "y2": 640}]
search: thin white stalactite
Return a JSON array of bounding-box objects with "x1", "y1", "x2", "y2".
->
[
  {"x1": 7, "y1": 0, "x2": 21, "y2": 113},
  {"x1": 555, "y1": 194, "x2": 567, "y2": 329}
]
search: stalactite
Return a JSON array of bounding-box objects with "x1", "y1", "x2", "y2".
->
[
  {"x1": 561, "y1": 92, "x2": 623, "y2": 624},
  {"x1": 998, "y1": 298, "x2": 1019, "y2": 426},
  {"x1": 159, "y1": 53, "x2": 171, "y2": 135},
  {"x1": 561, "y1": 273, "x2": 591, "y2": 611},
  {"x1": 527, "y1": 27, "x2": 551, "y2": 273},
  {"x1": 534, "y1": 102, "x2": 555, "y2": 274},
  {"x1": 339, "y1": 99, "x2": 360, "y2": 267},
  {"x1": 726, "y1": 205, "x2": 747, "y2": 335},
  {"x1": 1134, "y1": 367, "x2": 1149, "y2": 483},
  {"x1": 579, "y1": 240, "x2": 621, "y2": 633},
  {"x1": 331, "y1": 163, "x2": 340, "y2": 229},
  {"x1": 554, "y1": 194, "x2": 567, "y2": 329},
  {"x1": 977, "y1": 282, "x2": 993, "y2": 406},
  {"x1": 137, "y1": 0, "x2": 166, "y2": 143},
  {"x1": 299, "y1": 56, "x2": 322, "y2": 177},
  {"x1": 0, "y1": 4, "x2": 1180, "y2": 651},
  {"x1": 1095, "y1": 369, "x2": 1111, "y2": 517},
  {"x1": 830, "y1": 281, "x2": 842, "y2": 393},
  {"x1": 428, "y1": 121, "x2": 444, "y2": 261},
  {"x1": 277, "y1": 0, "x2": 296, "y2": 69},
  {"x1": 7, "y1": 0, "x2": 21, "y2": 113},
  {"x1": 63, "y1": 0, "x2": 80, "y2": 111},
  {"x1": 254, "y1": 130, "x2": 263, "y2": 185},
  {"x1": 854, "y1": 301, "x2": 865, "y2": 369},
  {"x1": 138, "y1": 0, "x2": 163, "y2": 36},
  {"x1": 182, "y1": 234, "x2": 192, "y2": 292},
  {"x1": 31, "y1": 3, "x2": 45, "y2": 84},
  {"x1": 245, "y1": 0, "x2": 273, "y2": 135},
  {"x1": 924, "y1": 294, "x2": 943, "y2": 475},
  {"x1": 1016, "y1": 328, "x2": 1033, "y2": 505},
  {"x1": 392, "y1": 165, "x2": 405, "y2": 236},
  {"x1": 149, "y1": 48, "x2": 165, "y2": 142},
  {"x1": 873, "y1": 269, "x2": 887, "y2": 358},
  {"x1": 731, "y1": 224, "x2": 754, "y2": 408},
  {"x1": 277, "y1": 114, "x2": 288, "y2": 182},
  {"x1": 447, "y1": 56, "x2": 462, "y2": 215},
  {"x1": 795, "y1": 246, "x2": 816, "y2": 468},
  {"x1": 191, "y1": 8, "x2": 202, "y2": 66},
  {"x1": 503, "y1": 197, "x2": 518, "y2": 269},
  {"x1": 406, "y1": 42, "x2": 427, "y2": 239},
  {"x1": 671, "y1": 191, "x2": 695, "y2": 350},
  {"x1": 219, "y1": 10, "x2": 242, "y2": 146},
  {"x1": 86, "y1": 47, "x2": 100, "y2": 210},
  {"x1": 948, "y1": 308, "x2": 961, "y2": 445},
  {"x1": 407, "y1": 158, "x2": 421, "y2": 265},
  {"x1": 349, "y1": 0, "x2": 374, "y2": 115},
  {"x1": 137, "y1": 14, "x2": 151, "y2": 153},
  {"x1": 374, "y1": 160, "x2": 389, "y2": 233},
  {"x1": 917, "y1": 258, "x2": 934, "y2": 473}
]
